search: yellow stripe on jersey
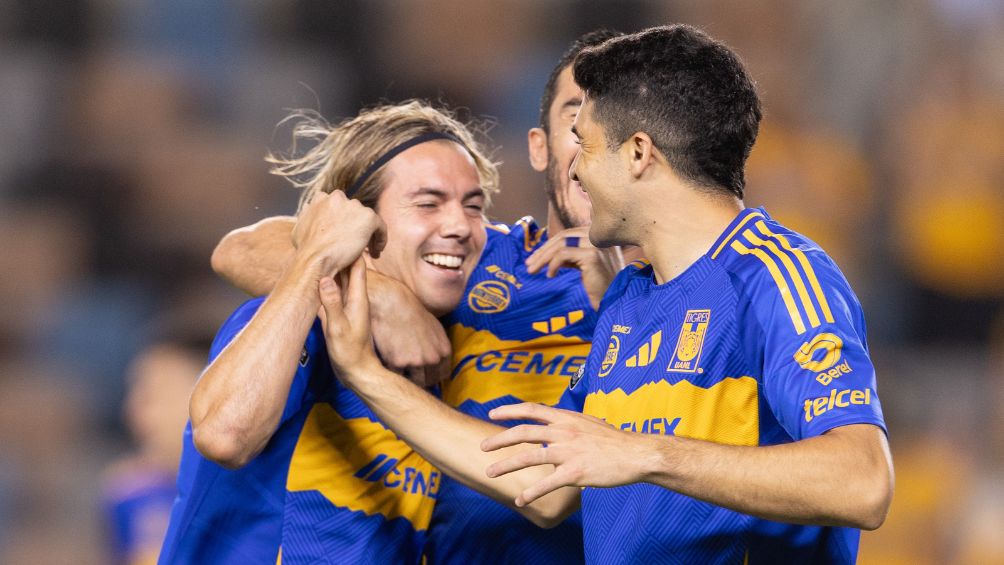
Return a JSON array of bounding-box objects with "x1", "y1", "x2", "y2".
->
[
  {"x1": 730, "y1": 240, "x2": 808, "y2": 334},
  {"x1": 583, "y1": 376, "x2": 759, "y2": 446},
  {"x1": 754, "y1": 221, "x2": 835, "y2": 324},
  {"x1": 286, "y1": 404, "x2": 438, "y2": 528},
  {"x1": 742, "y1": 229, "x2": 822, "y2": 329},
  {"x1": 445, "y1": 324, "x2": 590, "y2": 407},
  {"x1": 485, "y1": 222, "x2": 510, "y2": 234},
  {"x1": 711, "y1": 210, "x2": 765, "y2": 259}
]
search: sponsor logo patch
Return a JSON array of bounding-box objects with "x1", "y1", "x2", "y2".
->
[
  {"x1": 468, "y1": 280, "x2": 510, "y2": 313},
  {"x1": 598, "y1": 335, "x2": 621, "y2": 377}
]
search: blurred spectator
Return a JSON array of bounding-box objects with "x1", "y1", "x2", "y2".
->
[{"x1": 100, "y1": 342, "x2": 202, "y2": 565}]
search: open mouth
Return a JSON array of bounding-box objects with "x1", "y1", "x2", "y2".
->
[{"x1": 422, "y1": 253, "x2": 464, "y2": 270}]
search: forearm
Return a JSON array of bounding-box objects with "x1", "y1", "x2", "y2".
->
[
  {"x1": 190, "y1": 259, "x2": 321, "y2": 468},
  {"x1": 643, "y1": 424, "x2": 893, "y2": 529},
  {"x1": 212, "y1": 216, "x2": 296, "y2": 296},
  {"x1": 340, "y1": 361, "x2": 579, "y2": 526}
]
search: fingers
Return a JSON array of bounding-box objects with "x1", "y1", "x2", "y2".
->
[
  {"x1": 368, "y1": 216, "x2": 388, "y2": 259},
  {"x1": 487, "y1": 402, "x2": 565, "y2": 426},
  {"x1": 344, "y1": 256, "x2": 369, "y2": 326},
  {"x1": 515, "y1": 468, "x2": 577, "y2": 507},
  {"x1": 485, "y1": 444, "x2": 552, "y2": 477},
  {"x1": 318, "y1": 275, "x2": 348, "y2": 336}
]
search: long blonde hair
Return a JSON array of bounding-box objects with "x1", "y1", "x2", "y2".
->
[{"x1": 266, "y1": 100, "x2": 501, "y2": 212}]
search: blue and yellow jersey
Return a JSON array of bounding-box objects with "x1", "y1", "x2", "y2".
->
[
  {"x1": 159, "y1": 298, "x2": 437, "y2": 564},
  {"x1": 562, "y1": 208, "x2": 886, "y2": 564},
  {"x1": 102, "y1": 464, "x2": 176, "y2": 565},
  {"x1": 425, "y1": 218, "x2": 593, "y2": 564}
]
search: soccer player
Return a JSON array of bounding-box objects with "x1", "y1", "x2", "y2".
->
[
  {"x1": 211, "y1": 30, "x2": 629, "y2": 564},
  {"x1": 158, "y1": 100, "x2": 500, "y2": 564},
  {"x1": 319, "y1": 25, "x2": 894, "y2": 564}
]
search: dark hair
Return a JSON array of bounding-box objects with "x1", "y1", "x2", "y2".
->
[
  {"x1": 573, "y1": 25, "x2": 762, "y2": 198},
  {"x1": 538, "y1": 29, "x2": 624, "y2": 132}
]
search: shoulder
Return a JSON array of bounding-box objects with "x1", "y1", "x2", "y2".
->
[
  {"x1": 487, "y1": 216, "x2": 547, "y2": 254},
  {"x1": 711, "y1": 209, "x2": 859, "y2": 336}
]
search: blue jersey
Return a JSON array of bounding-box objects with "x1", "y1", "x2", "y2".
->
[
  {"x1": 426, "y1": 218, "x2": 592, "y2": 564},
  {"x1": 160, "y1": 298, "x2": 437, "y2": 564},
  {"x1": 561, "y1": 208, "x2": 886, "y2": 564},
  {"x1": 102, "y1": 464, "x2": 176, "y2": 565}
]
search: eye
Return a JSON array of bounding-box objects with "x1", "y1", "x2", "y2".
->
[{"x1": 416, "y1": 201, "x2": 438, "y2": 209}]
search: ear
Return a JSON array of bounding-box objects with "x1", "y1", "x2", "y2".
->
[
  {"x1": 626, "y1": 132, "x2": 656, "y2": 179},
  {"x1": 527, "y1": 127, "x2": 548, "y2": 172}
]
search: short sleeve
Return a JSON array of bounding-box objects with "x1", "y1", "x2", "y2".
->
[{"x1": 752, "y1": 256, "x2": 887, "y2": 440}]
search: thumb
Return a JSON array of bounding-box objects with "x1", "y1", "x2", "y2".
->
[{"x1": 318, "y1": 276, "x2": 348, "y2": 331}]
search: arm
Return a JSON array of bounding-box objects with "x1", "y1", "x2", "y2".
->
[
  {"x1": 212, "y1": 215, "x2": 451, "y2": 385},
  {"x1": 212, "y1": 215, "x2": 295, "y2": 297},
  {"x1": 317, "y1": 260, "x2": 581, "y2": 527},
  {"x1": 484, "y1": 404, "x2": 893, "y2": 530},
  {"x1": 191, "y1": 192, "x2": 385, "y2": 469}
]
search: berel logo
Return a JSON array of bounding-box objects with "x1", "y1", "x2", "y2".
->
[
  {"x1": 794, "y1": 333, "x2": 843, "y2": 372},
  {"x1": 794, "y1": 333, "x2": 853, "y2": 385}
]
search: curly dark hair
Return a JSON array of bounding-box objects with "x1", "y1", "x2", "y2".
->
[
  {"x1": 573, "y1": 25, "x2": 761, "y2": 199},
  {"x1": 538, "y1": 29, "x2": 624, "y2": 132}
]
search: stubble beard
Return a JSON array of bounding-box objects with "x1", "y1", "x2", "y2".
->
[{"x1": 545, "y1": 152, "x2": 587, "y2": 230}]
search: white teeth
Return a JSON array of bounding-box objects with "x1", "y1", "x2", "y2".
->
[{"x1": 422, "y1": 253, "x2": 463, "y2": 269}]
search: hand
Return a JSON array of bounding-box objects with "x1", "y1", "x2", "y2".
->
[
  {"x1": 367, "y1": 271, "x2": 452, "y2": 388},
  {"x1": 481, "y1": 402, "x2": 659, "y2": 507},
  {"x1": 525, "y1": 227, "x2": 624, "y2": 310},
  {"x1": 318, "y1": 256, "x2": 382, "y2": 377},
  {"x1": 292, "y1": 191, "x2": 387, "y2": 277}
]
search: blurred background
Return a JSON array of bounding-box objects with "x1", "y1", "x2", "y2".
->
[{"x1": 0, "y1": 0, "x2": 1002, "y2": 562}]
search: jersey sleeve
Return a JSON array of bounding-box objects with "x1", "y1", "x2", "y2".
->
[
  {"x1": 208, "y1": 298, "x2": 319, "y2": 425},
  {"x1": 750, "y1": 254, "x2": 887, "y2": 441}
]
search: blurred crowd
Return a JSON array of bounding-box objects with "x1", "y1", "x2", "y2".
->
[{"x1": 0, "y1": 1, "x2": 1002, "y2": 563}]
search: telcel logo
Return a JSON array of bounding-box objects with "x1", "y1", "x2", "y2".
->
[{"x1": 803, "y1": 388, "x2": 872, "y2": 422}]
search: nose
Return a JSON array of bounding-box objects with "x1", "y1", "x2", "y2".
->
[
  {"x1": 440, "y1": 201, "x2": 471, "y2": 240},
  {"x1": 569, "y1": 149, "x2": 581, "y2": 182}
]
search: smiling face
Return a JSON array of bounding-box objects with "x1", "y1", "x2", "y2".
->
[
  {"x1": 532, "y1": 66, "x2": 593, "y2": 230},
  {"x1": 570, "y1": 97, "x2": 631, "y2": 247},
  {"x1": 369, "y1": 140, "x2": 487, "y2": 317}
]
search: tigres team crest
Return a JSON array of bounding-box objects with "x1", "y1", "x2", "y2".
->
[
  {"x1": 667, "y1": 309, "x2": 710, "y2": 373},
  {"x1": 598, "y1": 335, "x2": 621, "y2": 377},
  {"x1": 468, "y1": 280, "x2": 510, "y2": 313}
]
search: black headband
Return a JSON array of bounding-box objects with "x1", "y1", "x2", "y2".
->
[{"x1": 344, "y1": 131, "x2": 466, "y2": 199}]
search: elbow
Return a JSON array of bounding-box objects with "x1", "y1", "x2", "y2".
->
[
  {"x1": 848, "y1": 465, "x2": 894, "y2": 531},
  {"x1": 210, "y1": 241, "x2": 236, "y2": 279},
  {"x1": 521, "y1": 497, "x2": 577, "y2": 529},
  {"x1": 191, "y1": 423, "x2": 253, "y2": 470}
]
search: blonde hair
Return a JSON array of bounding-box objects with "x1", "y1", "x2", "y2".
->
[{"x1": 266, "y1": 100, "x2": 501, "y2": 212}]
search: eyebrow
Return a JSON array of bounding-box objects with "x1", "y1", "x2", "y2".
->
[
  {"x1": 559, "y1": 98, "x2": 583, "y2": 113},
  {"x1": 409, "y1": 187, "x2": 485, "y2": 200}
]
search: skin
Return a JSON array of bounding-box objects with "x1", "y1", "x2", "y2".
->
[
  {"x1": 477, "y1": 97, "x2": 894, "y2": 530},
  {"x1": 189, "y1": 141, "x2": 486, "y2": 469},
  {"x1": 210, "y1": 68, "x2": 631, "y2": 368}
]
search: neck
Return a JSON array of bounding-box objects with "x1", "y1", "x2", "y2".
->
[
  {"x1": 636, "y1": 189, "x2": 743, "y2": 285},
  {"x1": 546, "y1": 205, "x2": 566, "y2": 235}
]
